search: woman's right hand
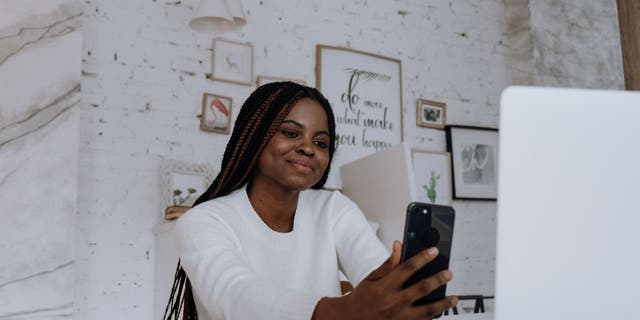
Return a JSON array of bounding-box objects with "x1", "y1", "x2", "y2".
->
[{"x1": 313, "y1": 241, "x2": 458, "y2": 320}]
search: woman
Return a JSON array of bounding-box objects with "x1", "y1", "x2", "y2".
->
[{"x1": 164, "y1": 82, "x2": 457, "y2": 320}]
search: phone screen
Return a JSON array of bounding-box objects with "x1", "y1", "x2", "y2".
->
[{"x1": 400, "y1": 202, "x2": 455, "y2": 305}]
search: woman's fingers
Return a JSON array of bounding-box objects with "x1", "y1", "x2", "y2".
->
[
  {"x1": 366, "y1": 240, "x2": 402, "y2": 281},
  {"x1": 405, "y1": 296, "x2": 458, "y2": 320},
  {"x1": 390, "y1": 241, "x2": 402, "y2": 268},
  {"x1": 400, "y1": 270, "x2": 453, "y2": 303},
  {"x1": 385, "y1": 247, "x2": 439, "y2": 287}
]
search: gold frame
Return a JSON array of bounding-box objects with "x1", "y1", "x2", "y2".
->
[
  {"x1": 200, "y1": 93, "x2": 232, "y2": 134},
  {"x1": 416, "y1": 98, "x2": 446, "y2": 129},
  {"x1": 211, "y1": 38, "x2": 254, "y2": 85}
]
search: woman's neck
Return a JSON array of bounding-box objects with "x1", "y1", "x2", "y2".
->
[{"x1": 247, "y1": 179, "x2": 300, "y2": 233}]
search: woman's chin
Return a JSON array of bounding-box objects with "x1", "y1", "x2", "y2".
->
[{"x1": 283, "y1": 177, "x2": 321, "y2": 191}]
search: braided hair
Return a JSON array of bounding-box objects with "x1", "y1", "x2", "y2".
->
[{"x1": 163, "y1": 81, "x2": 337, "y2": 319}]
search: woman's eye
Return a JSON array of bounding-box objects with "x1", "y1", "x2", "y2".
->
[
  {"x1": 314, "y1": 141, "x2": 328, "y2": 149},
  {"x1": 282, "y1": 130, "x2": 298, "y2": 138}
]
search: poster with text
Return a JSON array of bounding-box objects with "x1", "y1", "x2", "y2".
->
[{"x1": 316, "y1": 45, "x2": 403, "y2": 189}]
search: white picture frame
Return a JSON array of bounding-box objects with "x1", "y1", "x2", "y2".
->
[
  {"x1": 160, "y1": 160, "x2": 216, "y2": 219},
  {"x1": 445, "y1": 125, "x2": 499, "y2": 200},
  {"x1": 316, "y1": 44, "x2": 403, "y2": 189},
  {"x1": 412, "y1": 150, "x2": 452, "y2": 205},
  {"x1": 200, "y1": 93, "x2": 232, "y2": 134},
  {"x1": 211, "y1": 39, "x2": 254, "y2": 85}
]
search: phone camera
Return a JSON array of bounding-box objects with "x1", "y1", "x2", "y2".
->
[{"x1": 413, "y1": 206, "x2": 430, "y2": 215}]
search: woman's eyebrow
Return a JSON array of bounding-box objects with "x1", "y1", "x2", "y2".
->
[
  {"x1": 281, "y1": 120, "x2": 330, "y2": 137},
  {"x1": 316, "y1": 131, "x2": 330, "y2": 138},
  {"x1": 281, "y1": 119, "x2": 303, "y2": 128}
]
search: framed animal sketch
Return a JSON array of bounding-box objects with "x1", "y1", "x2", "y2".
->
[
  {"x1": 211, "y1": 39, "x2": 253, "y2": 85},
  {"x1": 200, "y1": 93, "x2": 232, "y2": 134},
  {"x1": 417, "y1": 99, "x2": 446, "y2": 129},
  {"x1": 445, "y1": 125, "x2": 499, "y2": 200}
]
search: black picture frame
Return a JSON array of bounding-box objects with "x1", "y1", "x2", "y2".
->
[{"x1": 445, "y1": 125, "x2": 499, "y2": 200}]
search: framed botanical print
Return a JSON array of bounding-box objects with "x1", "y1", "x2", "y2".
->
[
  {"x1": 160, "y1": 160, "x2": 216, "y2": 220},
  {"x1": 412, "y1": 150, "x2": 452, "y2": 205}
]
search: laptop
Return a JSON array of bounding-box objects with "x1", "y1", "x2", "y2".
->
[{"x1": 496, "y1": 87, "x2": 640, "y2": 319}]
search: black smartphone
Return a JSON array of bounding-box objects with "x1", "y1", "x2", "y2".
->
[{"x1": 400, "y1": 202, "x2": 455, "y2": 306}]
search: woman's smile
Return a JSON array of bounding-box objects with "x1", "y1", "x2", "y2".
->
[{"x1": 287, "y1": 158, "x2": 315, "y2": 174}]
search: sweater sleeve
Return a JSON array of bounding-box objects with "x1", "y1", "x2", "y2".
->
[
  {"x1": 331, "y1": 192, "x2": 389, "y2": 286},
  {"x1": 175, "y1": 207, "x2": 324, "y2": 320}
]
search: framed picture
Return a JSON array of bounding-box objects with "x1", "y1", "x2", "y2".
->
[
  {"x1": 411, "y1": 150, "x2": 452, "y2": 205},
  {"x1": 160, "y1": 160, "x2": 216, "y2": 220},
  {"x1": 256, "y1": 75, "x2": 306, "y2": 87},
  {"x1": 445, "y1": 125, "x2": 499, "y2": 200},
  {"x1": 417, "y1": 99, "x2": 446, "y2": 129},
  {"x1": 200, "y1": 93, "x2": 232, "y2": 134},
  {"x1": 211, "y1": 39, "x2": 253, "y2": 85},
  {"x1": 316, "y1": 44, "x2": 403, "y2": 189}
]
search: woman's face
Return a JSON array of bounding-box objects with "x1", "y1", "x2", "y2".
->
[{"x1": 253, "y1": 98, "x2": 331, "y2": 192}]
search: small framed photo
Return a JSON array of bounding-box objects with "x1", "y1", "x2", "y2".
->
[
  {"x1": 160, "y1": 160, "x2": 216, "y2": 220},
  {"x1": 446, "y1": 125, "x2": 499, "y2": 200},
  {"x1": 211, "y1": 39, "x2": 253, "y2": 85},
  {"x1": 412, "y1": 150, "x2": 452, "y2": 205},
  {"x1": 200, "y1": 93, "x2": 232, "y2": 134},
  {"x1": 256, "y1": 75, "x2": 306, "y2": 87},
  {"x1": 417, "y1": 99, "x2": 446, "y2": 129}
]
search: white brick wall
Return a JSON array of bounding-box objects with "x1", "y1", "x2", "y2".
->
[{"x1": 77, "y1": 0, "x2": 514, "y2": 318}]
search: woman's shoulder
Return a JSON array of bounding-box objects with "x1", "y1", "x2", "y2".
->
[{"x1": 175, "y1": 188, "x2": 244, "y2": 231}]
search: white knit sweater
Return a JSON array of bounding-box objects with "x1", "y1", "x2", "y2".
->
[{"x1": 175, "y1": 185, "x2": 388, "y2": 320}]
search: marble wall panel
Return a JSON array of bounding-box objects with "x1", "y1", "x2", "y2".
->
[
  {"x1": 503, "y1": 0, "x2": 624, "y2": 89},
  {"x1": 503, "y1": 0, "x2": 536, "y2": 86},
  {"x1": 525, "y1": 0, "x2": 624, "y2": 89},
  {"x1": 0, "y1": 0, "x2": 81, "y2": 318}
]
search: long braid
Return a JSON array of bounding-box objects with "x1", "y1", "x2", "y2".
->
[{"x1": 163, "y1": 82, "x2": 337, "y2": 319}]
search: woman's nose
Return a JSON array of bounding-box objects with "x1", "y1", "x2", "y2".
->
[{"x1": 296, "y1": 139, "x2": 314, "y2": 156}]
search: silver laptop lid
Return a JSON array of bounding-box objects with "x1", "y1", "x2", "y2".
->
[{"x1": 496, "y1": 86, "x2": 640, "y2": 319}]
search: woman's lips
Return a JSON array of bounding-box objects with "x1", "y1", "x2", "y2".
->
[{"x1": 288, "y1": 160, "x2": 314, "y2": 174}]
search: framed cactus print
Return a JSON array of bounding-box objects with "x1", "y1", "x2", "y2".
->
[{"x1": 411, "y1": 150, "x2": 452, "y2": 205}]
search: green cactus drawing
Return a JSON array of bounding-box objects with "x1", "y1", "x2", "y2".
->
[{"x1": 422, "y1": 170, "x2": 440, "y2": 203}]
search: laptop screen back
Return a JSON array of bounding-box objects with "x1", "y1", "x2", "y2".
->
[{"x1": 496, "y1": 87, "x2": 640, "y2": 319}]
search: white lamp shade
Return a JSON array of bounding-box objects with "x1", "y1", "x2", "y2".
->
[{"x1": 189, "y1": 0, "x2": 247, "y2": 34}]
